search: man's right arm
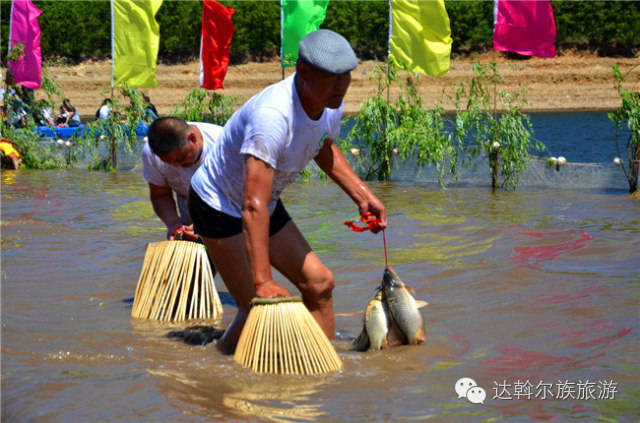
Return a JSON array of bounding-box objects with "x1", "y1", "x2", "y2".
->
[{"x1": 148, "y1": 183, "x2": 185, "y2": 240}]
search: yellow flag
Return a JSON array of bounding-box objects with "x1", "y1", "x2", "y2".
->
[
  {"x1": 112, "y1": 0, "x2": 163, "y2": 88},
  {"x1": 390, "y1": 0, "x2": 452, "y2": 77}
]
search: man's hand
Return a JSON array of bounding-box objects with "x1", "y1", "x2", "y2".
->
[
  {"x1": 255, "y1": 279, "x2": 291, "y2": 298},
  {"x1": 358, "y1": 196, "x2": 387, "y2": 231},
  {"x1": 167, "y1": 223, "x2": 199, "y2": 241}
]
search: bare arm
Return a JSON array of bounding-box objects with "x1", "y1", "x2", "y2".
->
[
  {"x1": 148, "y1": 183, "x2": 196, "y2": 240},
  {"x1": 242, "y1": 156, "x2": 290, "y2": 298},
  {"x1": 314, "y1": 138, "x2": 387, "y2": 227}
]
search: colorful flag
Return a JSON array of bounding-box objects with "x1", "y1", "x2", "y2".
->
[
  {"x1": 200, "y1": 0, "x2": 235, "y2": 90},
  {"x1": 493, "y1": 0, "x2": 556, "y2": 58},
  {"x1": 112, "y1": 0, "x2": 163, "y2": 88},
  {"x1": 389, "y1": 0, "x2": 452, "y2": 77},
  {"x1": 281, "y1": 0, "x2": 329, "y2": 67},
  {"x1": 8, "y1": 0, "x2": 43, "y2": 89}
]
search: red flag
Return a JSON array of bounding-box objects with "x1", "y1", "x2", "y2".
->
[
  {"x1": 493, "y1": 0, "x2": 556, "y2": 58},
  {"x1": 8, "y1": 0, "x2": 43, "y2": 89},
  {"x1": 199, "y1": 0, "x2": 235, "y2": 90}
]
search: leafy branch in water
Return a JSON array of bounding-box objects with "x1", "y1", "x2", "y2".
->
[
  {"x1": 447, "y1": 62, "x2": 544, "y2": 191},
  {"x1": 83, "y1": 85, "x2": 146, "y2": 171},
  {"x1": 344, "y1": 61, "x2": 455, "y2": 183},
  {"x1": 608, "y1": 63, "x2": 640, "y2": 193}
]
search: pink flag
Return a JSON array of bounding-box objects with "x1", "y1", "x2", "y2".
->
[
  {"x1": 493, "y1": 0, "x2": 556, "y2": 58},
  {"x1": 8, "y1": 0, "x2": 43, "y2": 89},
  {"x1": 199, "y1": 0, "x2": 235, "y2": 90}
]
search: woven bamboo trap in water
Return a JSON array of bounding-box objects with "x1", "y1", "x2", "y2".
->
[
  {"x1": 131, "y1": 240, "x2": 223, "y2": 322},
  {"x1": 234, "y1": 297, "x2": 343, "y2": 375}
]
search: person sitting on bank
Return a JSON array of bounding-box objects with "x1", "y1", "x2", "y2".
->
[
  {"x1": 56, "y1": 99, "x2": 81, "y2": 127},
  {"x1": 143, "y1": 117, "x2": 223, "y2": 242},
  {"x1": 34, "y1": 99, "x2": 55, "y2": 127},
  {"x1": 143, "y1": 95, "x2": 158, "y2": 123},
  {"x1": 8, "y1": 98, "x2": 28, "y2": 128},
  {"x1": 187, "y1": 29, "x2": 387, "y2": 354},
  {"x1": 96, "y1": 98, "x2": 112, "y2": 121}
]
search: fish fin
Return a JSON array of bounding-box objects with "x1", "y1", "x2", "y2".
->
[
  {"x1": 352, "y1": 328, "x2": 370, "y2": 351},
  {"x1": 405, "y1": 284, "x2": 417, "y2": 297},
  {"x1": 415, "y1": 300, "x2": 428, "y2": 309},
  {"x1": 414, "y1": 328, "x2": 426, "y2": 344}
]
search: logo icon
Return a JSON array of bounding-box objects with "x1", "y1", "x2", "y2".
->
[{"x1": 455, "y1": 377, "x2": 487, "y2": 404}]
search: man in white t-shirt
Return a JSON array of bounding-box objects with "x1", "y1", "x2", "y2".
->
[
  {"x1": 143, "y1": 117, "x2": 223, "y2": 241},
  {"x1": 189, "y1": 29, "x2": 387, "y2": 354}
]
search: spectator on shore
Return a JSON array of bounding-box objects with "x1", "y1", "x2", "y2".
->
[
  {"x1": 56, "y1": 99, "x2": 81, "y2": 127},
  {"x1": 96, "y1": 98, "x2": 112, "y2": 121},
  {"x1": 0, "y1": 105, "x2": 7, "y2": 126},
  {"x1": 34, "y1": 99, "x2": 55, "y2": 127},
  {"x1": 8, "y1": 98, "x2": 28, "y2": 128},
  {"x1": 63, "y1": 99, "x2": 81, "y2": 127},
  {"x1": 143, "y1": 94, "x2": 158, "y2": 123}
]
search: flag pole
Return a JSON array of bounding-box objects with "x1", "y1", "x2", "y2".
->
[
  {"x1": 110, "y1": 0, "x2": 117, "y2": 169},
  {"x1": 280, "y1": 0, "x2": 285, "y2": 80},
  {"x1": 387, "y1": 0, "x2": 392, "y2": 104}
]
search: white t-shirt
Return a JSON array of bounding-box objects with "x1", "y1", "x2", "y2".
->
[
  {"x1": 142, "y1": 122, "x2": 223, "y2": 225},
  {"x1": 191, "y1": 74, "x2": 343, "y2": 218},
  {"x1": 98, "y1": 105, "x2": 111, "y2": 120}
]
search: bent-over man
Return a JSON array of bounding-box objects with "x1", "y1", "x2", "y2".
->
[
  {"x1": 188, "y1": 29, "x2": 387, "y2": 354},
  {"x1": 143, "y1": 118, "x2": 223, "y2": 241}
]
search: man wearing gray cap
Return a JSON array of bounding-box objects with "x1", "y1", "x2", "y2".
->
[{"x1": 189, "y1": 29, "x2": 387, "y2": 354}]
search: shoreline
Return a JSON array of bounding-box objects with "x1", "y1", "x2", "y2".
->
[{"x1": 5, "y1": 51, "x2": 640, "y2": 117}]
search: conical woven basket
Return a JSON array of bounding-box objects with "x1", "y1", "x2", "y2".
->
[
  {"x1": 131, "y1": 240, "x2": 223, "y2": 322},
  {"x1": 234, "y1": 297, "x2": 343, "y2": 375}
]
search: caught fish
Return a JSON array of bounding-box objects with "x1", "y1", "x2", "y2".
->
[
  {"x1": 353, "y1": 290, "x2": 388, "y2": 351},
  {"x1": 381, "y1": 266, "x2": 426, "y2": 345}
]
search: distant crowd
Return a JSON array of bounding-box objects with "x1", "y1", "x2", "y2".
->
[{"x1": 1, "y1": 85, "x2": 159, "y2": 130}]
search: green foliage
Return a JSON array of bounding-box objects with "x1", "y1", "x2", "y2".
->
[
  {"x1": 551, "y1": 1, "x2": 640, "y2": 55},
  {"x1": 445, "y1": 1, "x2": 494, "y2": 54},
  {"x1": 345, "y1": 61, "x2": 455, "y2": 182},
  {"x1": 324, "y1": 1, "x2": 389, "y2": 60},
  {"x1": 343, "y1": 61, "x2": 542, "y2": 190},
  {"x1": 608, "y1": 64, "x2": 640, "y2": 193},
  {"x1": 2, "y1": 1, "x2": 638, "y2": 65},
  {"x1": 223, "y1": 1, "x2": 281, "y2": 62},
  {"x1": 2, "y1": 59, "x2": 70, "y2": 169},
  {"x1": 1, "y1": 122, "x2": 68, "y2": 170},
  {"x1": 449, "y1": 62, "x2": 545, "y2": 191},
  {"x1": 170, "y1": 89, "x2": 236, "y2": 125},
  {"x1": 81, "y1": 85, "x2": 146, "y2": 171},
  {"x1": 156, "y1": 1, "x2": 202, "y2": 62}
]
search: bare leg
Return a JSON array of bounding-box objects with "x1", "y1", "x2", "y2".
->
[
  {"x1": 268, "y1": 221, "x2": 336, "y2": 339},
  {"x1": 199, "y1": 220, "x2": 336, "y2": 354},
  {"x1": 199, "y1": 233, "x2": 256, "y2": 354}
]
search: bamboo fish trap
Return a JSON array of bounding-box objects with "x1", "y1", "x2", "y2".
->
[
  {"x1": 234, "y1": 297, "x2": 343, "y2": 375},
  {"x1": 131, "y1": 240, "x2": 223, "y2": 322}
]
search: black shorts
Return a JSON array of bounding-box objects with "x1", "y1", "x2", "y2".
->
[{"x1": 188, "y1": 186, "x2": 291, "y2": 239}]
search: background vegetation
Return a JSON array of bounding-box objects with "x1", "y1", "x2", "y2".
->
[{"x1": 1, "y1": 0, "x2": 638, "y2": 65}]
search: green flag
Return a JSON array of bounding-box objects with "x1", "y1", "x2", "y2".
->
[
  {"x1": 112, "y1": 0, "x2": 163, "y2": 87},
  {"x1": 281, "y1": 0, "x2": 329, "y2": 67}
]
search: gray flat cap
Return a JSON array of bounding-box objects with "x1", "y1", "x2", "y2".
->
[{"x1": 298, "y1": 29, "x2": 358, "y2": 74}]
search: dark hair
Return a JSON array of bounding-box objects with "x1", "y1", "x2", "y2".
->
[{"x1": 147, "y1": 117, "x2": 190, "y2": 156}]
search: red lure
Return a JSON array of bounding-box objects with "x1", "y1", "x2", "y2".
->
[{"x1": 344, "y1": 212, "x2": 389, "y2": 267}]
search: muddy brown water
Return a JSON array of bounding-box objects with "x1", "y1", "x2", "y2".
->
[{"x1": 2, "y1": 168, "x2": 639, "y2": 422}]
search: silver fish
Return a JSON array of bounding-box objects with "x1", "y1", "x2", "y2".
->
[
  {"x1": 353, "y1": 290, "x2": 388, "y2": 351},
  {"x1": 381, "y1": 266, "x2": 426, "y2": 345}
]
